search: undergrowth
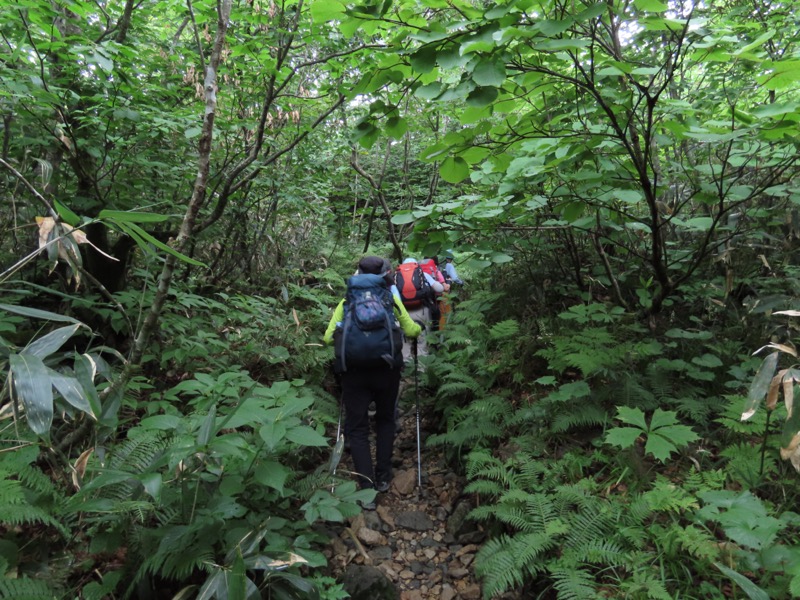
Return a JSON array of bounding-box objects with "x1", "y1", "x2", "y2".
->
[{"x1": 427, "y1": 291, "x2": 800, "y2": 599}]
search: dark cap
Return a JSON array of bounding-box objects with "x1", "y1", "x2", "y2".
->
[{"x1": 358, "y1": 255, "x2": 389, "y2": 275}]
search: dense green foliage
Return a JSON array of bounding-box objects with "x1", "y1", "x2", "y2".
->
[{"x1": 1, "y1": 0, "x2": 800, "y2": 597}]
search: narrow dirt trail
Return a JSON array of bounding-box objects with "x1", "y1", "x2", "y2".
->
[{"x1": 321, "y1": 385, "x2": 492, "y2": 600}]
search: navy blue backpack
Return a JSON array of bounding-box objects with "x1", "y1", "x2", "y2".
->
[{"x1": 334, "y1": 274, "x2": 403, "y2": 372}]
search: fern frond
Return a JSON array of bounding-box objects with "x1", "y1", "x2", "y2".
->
[
  {"x1": 642, "y1": 476, "x2": 699, "y2": 513},
  {"x1": 489, "y1": 320, "x2": 520, "y2": 340},
  {"x1": 572, "y1": 538, "x2": 627, "y2": 566},
  {"x1": 463, "y1": 479, "x2": 506, "y2": 497},
  {"x1": 0, "y1": 505, "x2": 69, "y2": 538},
  {"x1": 0, "y1": 476, "x2": 68, "y2": 537},
  {"x1": 563, "y1": 508, "x2": 614, "y2": 551},
  {"x1": 523, "y1": 493, "x2": 558, "y2": 530},
  {"x1": 550, "y1": 403, "x2": 608, "y2": 433},
  {"x1": 474, "y1": 533, "x2": 548, "y2": 598},
  {"x1": 491, "y1": 503, "x2": 537, "y2": 531},
  {"x1": 108, "y1": 430, "x2": 172, "y2": 472},
  {"x1": 550, "y1": 565, "x2": 600, "y2": 600},
  {"x1": 0, "y1": 576, "x2": 58, "y2": 599}
]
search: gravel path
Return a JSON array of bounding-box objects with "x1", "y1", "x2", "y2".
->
[{"x1": 322, "y1": 399, "x2": 490, "y2": 600}]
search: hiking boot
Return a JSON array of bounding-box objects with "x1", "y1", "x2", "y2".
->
[{"x1": 376, "y1": 480, "x2": 390, "y2": 493}]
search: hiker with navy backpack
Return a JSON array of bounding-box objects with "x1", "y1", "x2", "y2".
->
[
  {"x1": 395, "y1": 257, "x2": 444, "y2": 363},
  {"x1": 323, "y1": 256, "x2": 421, "y2": 507}
]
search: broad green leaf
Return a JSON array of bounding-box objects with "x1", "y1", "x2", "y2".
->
[
  {"x1": 742, "y1": 351, "x2": 779, "y2": 420},
  {"x1": 184, "y1": 126, "x2": 202, "y2": 139},
  {"x1": 681, "y1": 217, "x2": 714, "y2": 231},
  {"x1": 25, "y1": 324, "x2": 81, "y2": 359},
  {"x1": 140, "y1": 414, "x2": 183, "y2": 430},
  {"x1": 9, "y1": 353, "x2": 53, "y2": 435},
  {"x1": 254, "y1": 460, "x2": 290, "y2": 493},
  {"x1": 645, "y1": 433, "x2": 678, "y2": 462},
  {"x1": 391, "y1": 212, "x2": 415, "y2": 225},
  {"x1": 538, "y1": 19, "x2": 572, "y2": 35},
  {"x1": 653, "y1": 424, "x2": 699, "y2": 447},
  {"x1": 615, "y1": 406, "x2": 648, "y2": 429},
  {"x1": 605, "y1": 426, "x2": 642, "y2": 449},
  {"x1": 99, "y1": 209, "x2": 172, "y2": 223},
  {"x1": 197, "y1": 572, "x2": 225, "y2": 600},
  {"x1": 311, "y1": 0, "x2": 344, "y2": 22},
  {"x1": 471, "y1": 60, "x2": 506, "y2": 87},
  {"x1": 329, "y1": 435, "x2": 345, "y2": 475},
  {"x1": 385, "y1": 116, "x2": 408, "y2": 140},
  {"x1": 410, "y1": 46, "x2": 438, "y2": 73},
  {"x1": 465, "y1": 86, "x2": 499, "y2": 107},
  {"x1": 197, "y1": 404, "x2": 217, "y2": 446},
  {"x1": 227, "y1": 550, "x2": 247, "y2": 600},
  {"x1": 260, "y1": 421, "x2": 288, "y2": 450},
  {"x1": 74, "y1": 353, "x2": 103, "y2": 422},
  {"x1": 734, "y1": 30, "x2": 775, "y2": 56},
  {"x1": 648, "y1": 408, "x2": 678, "y2": 430},
  {"x1": 634, "y1": 0, "x2": 668, "y2": 11},
  {"x1": 534, "y1": 39, "x2": 591, "y2": 51},
  {"x1": 137, "y1": 473, "x2": 162, "y2": 502},
  {"x1": 490, "y1": 252, "x2": 513, "y2": 264},
  {"x1": 54, "y1": 200, "x2": 81, "y2": 226},
  {"x1": 439, "y1": 157, "x2": 470, "y2": 183},
  {"x1": 692, "y1": 353, "x2": 723, "y2": 368},
  {"x1": 615, "y1": 190, "x2": 642, "y2": 204},
  {"x1": 415, "y1": 82, "x2": 444, "y2": 100},
  {"x1": 112, "y1": 220, "x2": 207, "y2": 267},
  {"x1": 48, "y1": 368, "x2": 94, "y2": 417},
  {"x1": 78, "y1": 469, "x2": 136, "y2": 492},
  {"x1": 285, "y1": 425, "x2": 329, "y2": 447},
  {"x1": 0, "y1": 303, "x2": 81, "y2": 324}
]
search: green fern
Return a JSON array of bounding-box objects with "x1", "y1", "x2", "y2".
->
[
  {"x1": 0, "y1": 577, "x2": 58, "y2": 600},
  {"x1": 550, "y1": 403, "x2": 608, "y2": 433},
  {"x1": 642, "y1": 476, "x2": 700, "y2": 513},
  {"x1": 0, "y1": 473, "x2": 68, "y2": 538},
  {"x1": 550, "y1": 565, "x2": 601, "y2": 600}
]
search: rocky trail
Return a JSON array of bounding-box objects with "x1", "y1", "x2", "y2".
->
[{"x1": 319, "y1": 383, "x2": 510, "y2": 600}]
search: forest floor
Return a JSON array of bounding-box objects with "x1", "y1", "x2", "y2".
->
[{"x1": 321, "y1": 379, "x2": 516, "y2": 600}]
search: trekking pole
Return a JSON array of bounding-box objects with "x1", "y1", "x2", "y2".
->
[
  {"x1": 413, "y1": 337, "x2": 422, "y2": 494},
  {"x1": 330, "y1": 393, "x2": 345, "y2": 492}
]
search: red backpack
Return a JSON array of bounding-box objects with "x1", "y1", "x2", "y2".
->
[
  {"x1": 394, "y1": 262, "x2": 432, "y2": 308},
  {"x1": 419, "y1": 259, "x2": 444, "y2": 296}
]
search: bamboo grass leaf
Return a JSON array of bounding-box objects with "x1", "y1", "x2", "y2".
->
[
  {"x1": 714, "y1": 563, "x2": 769, "y2": 600},
  {"x1": 47, "y1": 368, "x2": 95, "y2": 417},
  {"x1": 9, "y1": 353, "x2": 53, "y2": 434},
  {"x1": 25, "y1": 324, "x2": 81, "y2": 358},
  {"x1": 742, "y1": 351, "x2": 779, "y2": 421},
  {"x1": 766, "y1": 370, "x2": 787, "y2": 411},
  {"x1": 0, "y1": 303, "x2": 81, "y2": 324}
]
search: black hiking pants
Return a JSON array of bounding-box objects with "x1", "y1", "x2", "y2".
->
[{"x1": 341, "y1": 365, "x2": 401, "y2": 489}]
